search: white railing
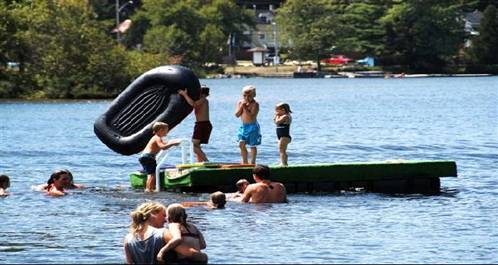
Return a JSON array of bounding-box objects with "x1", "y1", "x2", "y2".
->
[{"x1": 155, "y1": 138, "x2": 193, "y2": 192}]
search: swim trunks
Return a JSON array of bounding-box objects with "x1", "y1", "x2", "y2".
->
[
  {"x1": 237, "y1": 122, "x2": 261, "y2": 147},
  {"x1": 139, "y1": 153, "x2": 156, "y2": 174},
  {"x1": 193, "y1": 121, "x2": 212, "y2": 144},
  {"x1": 276, "y1": 123, "x2": 291, "y2": 140}
]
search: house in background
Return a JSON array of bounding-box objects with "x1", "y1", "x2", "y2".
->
[
  {"x1": 235, "y1": 0, "x2": 284, "y2": 62},
  {"x1": 463, "y1": 10, "x2": 483, "y2": 47}
]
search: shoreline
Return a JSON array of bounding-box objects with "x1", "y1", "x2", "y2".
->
[{"x1": 219, "y1": 61, "x2": 496, "y2": 79}]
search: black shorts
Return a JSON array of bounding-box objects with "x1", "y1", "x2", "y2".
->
[{"x1": 139, "y1": 153, "x2": 156, "y2": 174}]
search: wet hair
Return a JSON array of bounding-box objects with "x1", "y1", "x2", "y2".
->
[
  {"x1": 152, "y1": 122, "x2": 169, "y2": 133},
  {"x1": 242, "y1": 85, "x2": 256, "y2": 97},
  {"x1": 47, "y1": 169, "x2": 72, "y2": 185},
  {"x1": 236, "y1": 179, "x2": 249, "y2": 188},
  {"x1": 276, "y1": 102, "x2": 292, "y2": 113},
  {"x1": 210, "y1": 191, "x2": 226, "y2": 209},
  {"x1": 200, "y1": 85, "x2": 210, "y2": 96},
  {"x1": 129, "y1": 201, "x2": 165, "y2": 235},
  {"x1": 167, "y1": 203, "x2": 189, "y2": 231},
  {"x1": 253, "y1": 164, "x2": 270, "y2": 180},
  {"x1": 236, "y1": 179, "x2": 249, "y2": 192},
  {"x1": 0, "y1": 175, "x2": 10, "y2": 189}
]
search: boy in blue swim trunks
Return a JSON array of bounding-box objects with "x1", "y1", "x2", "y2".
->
[{"x1": 235, "y1": 85, "x2": 261, "y2": 164}]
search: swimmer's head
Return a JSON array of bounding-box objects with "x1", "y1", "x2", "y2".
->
[
  {"x1": 253, "y1": 164, "x2": 270, "y2": 180},
  {"x1": 0, "y1": 175, "x2": 10, "y2": 189},
  {"x1": 210, "y1": 191, "x2": 226, "y2": 209},
  {"x1": 235, "y1": 179, "x2": 249, "y2": 193},
  {"x1": 129, "y1": 201, "x2": 166, "y2": 235},
  {"x1": 167, "y1": 203, "x2": 188, "y2": 224}
]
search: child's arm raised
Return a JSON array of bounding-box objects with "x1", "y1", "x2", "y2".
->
[{"x1": 178, "y1": 89, "x2": 198, "y2": 107}]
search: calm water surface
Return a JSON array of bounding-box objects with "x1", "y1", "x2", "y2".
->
[{"x1": 1, "y1": 77, "x2": 497, "y2": 263}]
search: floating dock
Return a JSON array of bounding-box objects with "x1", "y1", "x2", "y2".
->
[{"x1": 130, "y1": 160, "x2": 457, "y2": 195}]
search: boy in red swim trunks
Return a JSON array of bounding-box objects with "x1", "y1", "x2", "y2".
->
[{"x1": 178, "y1": 85, "x2": 212, "y2": 162}]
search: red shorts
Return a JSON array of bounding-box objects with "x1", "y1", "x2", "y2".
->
[{"x1": 193, "y1": 121, "x2": 212, "y2": 144}]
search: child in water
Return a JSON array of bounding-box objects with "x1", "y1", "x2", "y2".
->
[
  {"x1": 0, "y1": 175, "x2": 10, "y2": 196},
  {"x1": 235, "y1": 85, "x2": 261, "y2": 164},
  {"x1": 139, "y1": 122, "x2": 181, "y2": 192},
  {"x1": 180, "y1": 191, "x2": 227, "y2": 209},
  {"x1": 273, "y1": 102, "x2": 292, "y2": 166},
  {"x1": 156, "y1": 203, "x2": 207, "y2": 263}
]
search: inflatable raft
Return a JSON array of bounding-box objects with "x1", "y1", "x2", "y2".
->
[
  {"x1": 129, "y1": 160, "x2": 457, "y2": 195},
  {"x1": 94, "y1": 65, "x2": 200, "y2": 155}
]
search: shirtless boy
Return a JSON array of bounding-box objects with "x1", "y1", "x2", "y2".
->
[
  {"x1": 139, "y1": 122, "x2": 181, "y2": 192},
  {"x1": 240, "y1": 165, "x2": 287, "y2": 203},
  {"x1": 178, "y1": 85, "x2": 212, "y2": 162},
  {"x1": 235, "y1": 85, "x2": 261, "y2": 164}
]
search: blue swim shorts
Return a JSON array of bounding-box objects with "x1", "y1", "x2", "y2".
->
[{"x1": 237, "y1": 122, "x2": 262, "y2": 147}]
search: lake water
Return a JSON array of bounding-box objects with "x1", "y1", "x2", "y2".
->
[{"x1": 1, "y1": 77, "x2": 497, "y2": 263}]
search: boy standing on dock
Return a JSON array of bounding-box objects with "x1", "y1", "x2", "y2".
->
[
  {"x1": 178, "y1": 85, "x2": 212, "y2": 162},
  {"x1": 140, "y1": 122, "x2": 181, "y2": 192},
  {"x1": 235, "y1": 85, "x2": 261, "y2": 164}
]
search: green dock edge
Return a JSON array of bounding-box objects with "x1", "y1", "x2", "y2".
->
[{"x1": 129, "y1": 160, "x2": 457, "y2": 193}]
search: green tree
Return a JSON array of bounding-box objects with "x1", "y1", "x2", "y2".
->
[
  {"x1": 128, "y1": 0, "x2": 255, "y2": 67},
  {"x1": 10, "y1": 0, "x2": 130, "y2": 98},
  {"x1": 199, "y1": 0, "x2": 255, "y2": 51},
  {"x1": 341, "y1": 1, "x2": 390, "y2": 56},
  {"x1": 277, "y1": 0, "x2": 344, "y2": 71},
  {"x1": 469, "y1": 4, "x2": 498, "y2": 64},
  {"x1": 381, "y1": 0, "x2": 465, "y2": 72}
]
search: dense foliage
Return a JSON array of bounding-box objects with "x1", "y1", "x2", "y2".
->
[{"x1": 0, "y1": 0, "x2": 496, "y2": 99}]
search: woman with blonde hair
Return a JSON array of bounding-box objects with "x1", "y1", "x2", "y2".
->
[
  {"x1": 124, "y1": 201, "x2": 206, "y2": 264},
  {"x1": 156, "y1": 203, "x2": 207, "y2": 263}
]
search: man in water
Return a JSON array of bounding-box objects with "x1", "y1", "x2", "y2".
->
[{"x1": 239, "y1": 165, "x2": 287, "y2": 203}]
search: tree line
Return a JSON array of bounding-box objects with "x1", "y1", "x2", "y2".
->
[{"x1": 0, "y1": 0, "x2": 497, "y2": 99}]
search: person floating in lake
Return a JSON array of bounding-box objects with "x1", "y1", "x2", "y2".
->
[
  {"x1": 0, "y1": 174, "x2": 10, "y2": 196},
  {"x1": 235, "y1": 85, "x2": 261, "y2": 165},
  {"x1": 43, "y1": 169, "x2": 72, "y2": 196},
  {"x1": 180, "y1": 191, "x2": 227, "y2": 209},
  {"x1": 178, "y1": 85, "x2": 212, "y2": 162},
  {"x1": 34, "y1": 169, "x2": 84, "y2": 192},
  {"x1": 156, "y1": 203, "x2": 208, "y2": 263},
  {"x1": 273, "y1": 102, "x2": 292, "y2": 166},
  {"x1": 238, "y1": 165, "x2": 287, "y2": 203},
  {"x1": 228, "y1": 179, "x2": 249, "y2": 201},
  {"x1": 139, "y1": 122, "x2": 181, "y2": 192},
  {"x1": 124, "y1": 201, "x2": 207, "y2": 264}
]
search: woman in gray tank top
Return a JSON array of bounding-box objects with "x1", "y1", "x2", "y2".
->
[{"x1": 123, "y1": 201, "x2": 207, "y2": 264}]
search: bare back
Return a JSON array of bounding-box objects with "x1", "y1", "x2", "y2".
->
[
  {"x1": 142, "y1": 135, "x2": 163, "y2": 155},
  {"x1": 267, "y1": 182, "x2": 287, "y2": 203},
  {"x1": 194, "y1": 98, "x2": 209, "y2": 122},
  {"x1": 241, "y1": 183, "x2": 271, "y2": 203}
]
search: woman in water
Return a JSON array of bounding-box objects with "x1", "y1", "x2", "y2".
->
[{"x1": 124, "y1": 201, "x2": 207, "y2": 264}]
